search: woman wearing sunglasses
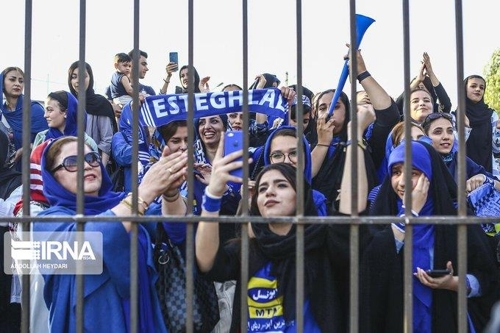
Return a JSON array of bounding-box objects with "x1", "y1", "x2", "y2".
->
[{"x1": 33, "y1": 135, "x2": 187, "y2": 332}]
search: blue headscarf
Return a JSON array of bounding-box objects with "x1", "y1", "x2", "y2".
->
[
  {"x1": 40, "y1": 137, "x2": 126, "y2": 215},
  {"x1": 388, "y1": 141, "x2": 435, "y2": 332},
  {"x1": 388, "y1": 141, "x2": 433, "y2": 181},
  {"x1": 263, "y1": 126, "x2": 312, "y2": 183},
  {"x1": 0, "y1": 72, "x2": 48, "y2": 150},
  {"x1": 262, "y1": 126, "x2": 328, "y2": 216},
  {"x1": 44, "y1": 91, "x2": 84, "y2": 140}
]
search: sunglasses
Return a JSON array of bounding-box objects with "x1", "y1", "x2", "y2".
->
[
  {"x1": 51, "y1": 151, "x2": 101, "y2": 173},
  {"x1": 422, "y1": 112, "x2": 453, "y2": 129}
]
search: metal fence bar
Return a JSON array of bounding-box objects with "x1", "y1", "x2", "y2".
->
[
  {"x1": 400, "y1": 0, "x2": 414, "y2": 331},
  {"x1": 21, "y1": 0, "x2": 33, "y2": 332},
  {"x1": 184, "y1": 0, "x2": 196, "y2": 329},
  {"x1": 348, "y1": 2, "x2": 360, "y2": 331},
  {"x1": 294, "y1": 0, "x2": 305, "y2": 331},
  {"x1": 239, "y1": 0, "x2": 250, "y2": 331},
  {"x1": 454, "y1": 0, "x2": 468, "y2": 331},
  {"x1": 185, "y1": 0, "x2": 196, "y2": 331},
  {"x1": 7, "y1": 213, "x2": 498, "y2": 225},
  {"x1": 75, "y1": 1, "x2": 88, "y2": 332},
  {"x1": 128, "y1": 1, "x2": 142, "y2": 332}
]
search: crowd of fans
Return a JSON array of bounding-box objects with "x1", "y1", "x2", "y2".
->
[{"x1": 1, "y1": 47, "x2": 500, "y2": 332}]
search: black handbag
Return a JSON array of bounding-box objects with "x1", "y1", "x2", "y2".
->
[
  {"x1": 153, "y1": 223, "x2": 220, "y2": 333},
  {"x1": 109, "y1": 164, "x2": 125, "y2": 192}
]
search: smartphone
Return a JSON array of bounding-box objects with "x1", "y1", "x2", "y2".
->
[
  {"x1": 425, "y1": 269, "x2": 451, "y2": 278},
  {"x1": 193, "y1": 169, "x2": 204, "y2": 179},
  {"x1": 224, "y1": 131, "x2": 243, "y2": 178},
  {"x1": 169, "y1": 52, "x2": 178, "y2": 72}
]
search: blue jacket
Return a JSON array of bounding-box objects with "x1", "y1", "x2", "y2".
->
[
  {"x1": 111, "y1": 104, "x2": 151, "y2": 192},
  {"x1": 34, "y1": 208, "x2": 167, "y2": 333}
]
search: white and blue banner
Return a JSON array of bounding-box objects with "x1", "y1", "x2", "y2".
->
[{"x1": 140, "y1": 88, "x2": 288, "y2": 127}]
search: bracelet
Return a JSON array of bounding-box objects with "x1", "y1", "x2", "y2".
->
[
  {"x1": 357, "y1": 71, "x2": 371, "y2": 83},
  {"x1": 345, "y1": 139, "x2": 367, "y2": 150},
  {"x1": 202, "y1": 188, "x2": 222, "y2": 212},
  {"x1": 126, "y1": 193, "x2": 149, "y2": 210},
  {"x1": 162, "y1": 191, "x2": 180, "y2": 203},
  {"x1": 120, "y1": 199, "x2": 144, "y2": 216},
  {"x1": 316, "y1": 143, "x2": 330, "y2": 148}
]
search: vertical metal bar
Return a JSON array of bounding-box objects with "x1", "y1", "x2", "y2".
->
[
  {"x1": 295, "y1": 224, "x2": 304, "y2": 333},
  {"x1": 129, "y1": 1, "x2": 141, "y2": 332},
  {"x1": 294, "y1": 0, "x2": 305, "y2": 332},
  {"x1": 348, "y1": 1, "x2": 359, "y2": 332},
  {"x1": 186, "y1": 221, "x2": 194, "y2": 333},
  {"x1": 184, "y1": 0, "x2": 196, "y2": 327},
  {"x1": 401, "y1": 0, "x2": 413, "y2": 332},
  {"x1": 186, "y1": 1, "x2": 195, "y2": 331},
  {"x1": 75, "y1": 1, "x2": 87, "y2": 332},
  {"x1": 240, "y1": 0, "x2": 249, "y2": 331},
  {"x1": 21, "y1": 1, "x2": 33, "y2": 332},
  {"x1": 454, "y1": 0, "x2": 468, "y2": 331}
]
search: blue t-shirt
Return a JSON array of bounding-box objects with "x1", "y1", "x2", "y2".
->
[{"x1": 247, "y1": 262, "x2": 320, "y2": 332}]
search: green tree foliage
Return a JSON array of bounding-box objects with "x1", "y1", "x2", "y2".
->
[{"x1": 483, "y1": 49, "x2": 500, "y2": 114}]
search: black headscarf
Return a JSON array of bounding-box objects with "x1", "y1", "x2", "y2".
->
[
  {"x1": 396, "y1": 76, "x2": 441, "y2": 116},
  {"x1": 249, "y1": 163, "x2": 323, "y2": 323},
  {"x1": 0, "y1": 130, "x2": 21, "y2": 199},
  {"x1": 463, "y1": 75, "x2": 495, "y2": 172},
  {"x1": 312, "y1": 89, "x2": 378, "y2": 208},
  {"x1": 67, "y1": 61, "x2": 118, "y2": 133},
  {"x1": 176, "y1": 65, "x2": 201, "y2": 94}
]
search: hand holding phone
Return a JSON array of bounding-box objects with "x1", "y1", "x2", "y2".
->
[
  {"x1": 425, "y1": 269, "x2": 451, "y2": 278},
  {"x1": 169, "y1": 52, "x2": 178, "y2": 72},
  {"x1": 224, "y1": 131, "x2": 243, "y2": 178}
]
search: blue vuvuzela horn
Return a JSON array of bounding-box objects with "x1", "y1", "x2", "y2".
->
[{"x1": 327, "y1": 14, "x2": 375, "y2": 118}]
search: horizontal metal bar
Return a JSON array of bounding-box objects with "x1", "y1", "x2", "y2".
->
[{"x1": 6, "y1": 215, "x2": 496, "y2": 224}]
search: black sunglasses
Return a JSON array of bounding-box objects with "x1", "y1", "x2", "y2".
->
[
  {"x1": 422, "y1": 112, "x2": 453, "y2": 129},
  {"x1": 51, "y1": 151, "x2": 101, "y2": 173}
]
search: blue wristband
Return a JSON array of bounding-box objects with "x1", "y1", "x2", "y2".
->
[
  {"x1": 484, "y1": 176, "x2": 495, "y2": 187},
  {"x1": 202, "y1": 188, "x2": 222, "y2": 212}
]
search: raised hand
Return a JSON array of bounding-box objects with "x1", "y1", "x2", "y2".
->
[
  {"x1": 412, "y1": 173, "x2": 430, "y2": 214},
  {"x1": 199, "y1": 76, "x2": 211, "y2": 93},
  {"x1": 206, "y1": 134, "x2": 251, "y2": 197},
  {"x1": 139, "y1": 147, "x2": 188, "y2": 203}
]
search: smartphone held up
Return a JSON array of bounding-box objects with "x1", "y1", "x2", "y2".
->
[
  {"x1": 224, "y1": 131, "x2": 243, "y2": 178},
  {"x1": 169, "y1": 52, "x2": 178, "y2": 72}
]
